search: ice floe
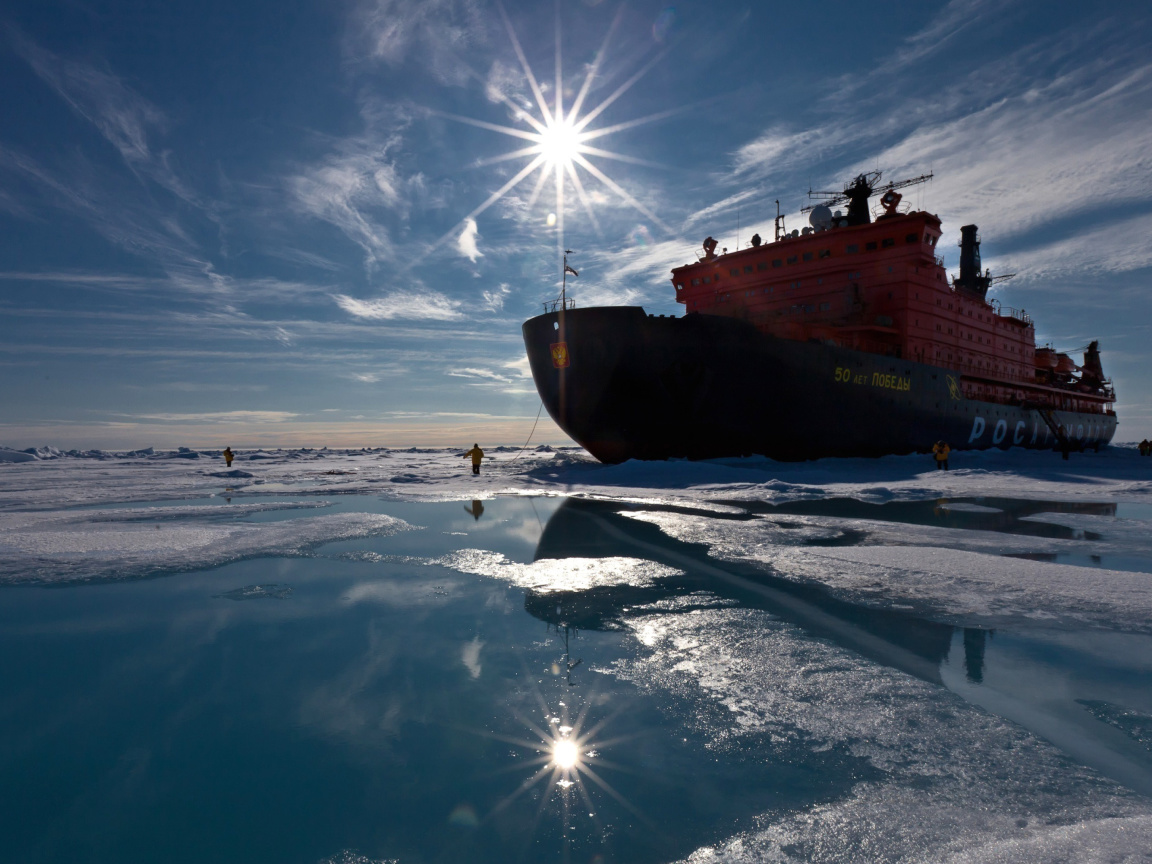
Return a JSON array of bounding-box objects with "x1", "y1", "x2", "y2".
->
[
  {"x1": 622, "y1": 509, "x2": 1152, "y2": 632},
  {"x1": 609, "y1": 605, "x2": 1152, "y2": 863},
  {"x1": 0, "y1": 503, "x2": 416, "y2": 584}
]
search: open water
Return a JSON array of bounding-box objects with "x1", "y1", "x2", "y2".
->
[{"x1": 2, "y1": 495, "x2": 1152, "y2": 862}]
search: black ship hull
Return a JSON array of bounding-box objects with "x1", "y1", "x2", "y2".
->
[{"x1": 522, "y1": 307, "x2": 1117, "y2": 463}]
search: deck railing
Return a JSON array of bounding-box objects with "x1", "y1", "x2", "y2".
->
[
  {"x1": 989, "y1": 298, "x2": 1031, "y2": 325},
  {"x1": 543, "y1": 297, "x2": 577, "y2": 314}
]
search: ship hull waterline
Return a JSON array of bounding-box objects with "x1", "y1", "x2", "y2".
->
[{"x1": 523, "y1": 306, "x2": 1117, "y2": 464}]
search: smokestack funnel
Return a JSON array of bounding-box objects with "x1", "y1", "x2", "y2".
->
[{"x1": 959, "y1": 225, "x2": 981, "y2": 285}]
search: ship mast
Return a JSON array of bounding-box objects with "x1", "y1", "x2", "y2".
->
[
  {"x1": 561, "y1": 250, "x2": 577, "y2": 310},
  {"x1": 803, "y1": 171, "x2": 934, "y2": 226}
]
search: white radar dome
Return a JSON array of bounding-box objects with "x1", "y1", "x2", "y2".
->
[{"x1": 809, "y1": 205, "x2": 833, "y2": 230}]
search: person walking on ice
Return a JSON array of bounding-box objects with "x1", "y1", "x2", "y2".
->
[
  {"x1": 464, "y1": 443, "x2": 484, "y2": 475},
  {"x1": 223, "y1": 446, "x2": 234, "y2": 467},
  {"x1": 932, "y1": 440, "x2": 950, "y2": 470}
]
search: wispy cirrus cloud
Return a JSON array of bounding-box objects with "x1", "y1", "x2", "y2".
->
[
  {"x1": 333, "y1": 290, "x2": 463, "y2": 321},
  {"x1": 447, "y1": 366, "x2": 512, "y2": 384},
  {"x1": 10, "y1": 28, "x2": 203, "y2": 210},
  {"x1": 12, "y1": 31, "x2": 163, "y2": 166},
  {"x1": 481, "y1": 283, "x2": 508, "y2": 311},
  {"x1": 0, "y1": 36, "x2": 227, "y2": 297},
  {"x1": 286, "y1": 102, "x2": 433, "y2": 271},
  {"x1": 124, "y1": 411, "x2": 299, "y2": 424},
  {"x1": 346, "y1": 0, "x2": 484, "y2": 83}
]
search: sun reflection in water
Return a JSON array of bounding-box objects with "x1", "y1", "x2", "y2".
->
[{"x1": 552, "y1": 737, "x2": 580, "y2": 770}]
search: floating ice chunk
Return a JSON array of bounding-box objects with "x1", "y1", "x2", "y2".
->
[
  {"x1": 214, "y1": 584, "x2": 293, "y2": 600},
  {"x1": 0, "y1": 506, "x2": 416, "y2": 584},
  {"x1": 318, "y1": 852, "x2": 398, "y2": 864},
  {"x1": 436, "y1": 549, "x2": 681, "y2": 593},
  {"x1": 937, "y1": 502, "x2": 1003, "y2": 513}
]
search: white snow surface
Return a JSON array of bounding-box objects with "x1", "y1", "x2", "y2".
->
[
  {"x1": 0, "y1": 501, "x2": 415, "y2": 583},
  {"x1": 1, "y1": 444, "x2": 1150, "y2": 511},
  {"x1": 622, "y1": 509, "x2": 1152, "y2": 632},
  {"x1": 611, "y1": 605, "x2": 1152, "y2": 863}
]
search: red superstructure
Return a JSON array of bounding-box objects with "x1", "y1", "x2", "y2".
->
[{"x1": 670, "y1": 173, "x2": 1114, "y2": 419}]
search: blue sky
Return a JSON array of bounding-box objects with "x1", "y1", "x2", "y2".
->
[{"x1": 1, "y1": 0, "x2": 1150, "y2": 449}]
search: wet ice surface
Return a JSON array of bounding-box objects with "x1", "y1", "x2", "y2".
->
[{"x1": 3, "y1": 446, "x2": 1152, "y2": 862}]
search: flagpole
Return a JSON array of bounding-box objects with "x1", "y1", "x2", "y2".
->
[
  {"x1": 562, "y1": 249, "x2": 572, "y2": 308},
  {"x1": 559, "y1": 249, "x2": 573, "y2": 311}
]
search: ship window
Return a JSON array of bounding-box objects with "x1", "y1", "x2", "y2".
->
[
  {"x1": 936, "y1": 324, "x2": 941, "y2": 331},
  {"x1": 818, "y1": 249, "x2": 831, "y2": 259},
  {"x1": 803, "y1": 252, "x2": 814, "y2": 262},
  {"x1": 787, "y1": 255, "x2": 797, "y2": 264},
  {"x1": 866, "y1": 241, "x2": 878, "y2": 251},
  {"x1": 931, "y1": 236, "x2": 938, "y2": 246},
  {"x1": 691, "y1": 278, "x2": 700, "y2": 286},
  {"x1": 702, "y1": 276, "x2": 710, "y2": 284},
  {"x1": 906, "y1": 233, "x2": 918, "y2": 243},
  {"x1": 819, "y1": 302, "x2": 830, "y2": 311},
  {"x1": 744, "y1": 265, "x2": 754, "y2": 274},
  {"x1": 805, "y1": 304, "x2": 815, "y2": 313},
  {"x1": 846, "y1": 244, "x2": 859, "y2": 254},
  {"x1": 757, "y1": 261, "x2": 768, "y2": 271},
  {"x1": 676, "y1": 283, "x2": 684, "y2": 291},
  {"x1": 887, "y1": 292, "x2": 893, "y2": 299},
  {"x1": 924, "y1": 233, "x2": 931, "y2": 243},
  {"x1": 730, "y1": 268, "x2": 741, "y2": 277},
  {"x1": 773, "y1": 259, "x2": 783, "y2": 267}
]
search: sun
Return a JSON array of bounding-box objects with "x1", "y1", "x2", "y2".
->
[
  {"x1": 428, "y1": 4, "x2": 676, "y2": 275},
  {"x1": 535, "y1": 118, "x2": 585, "y2": 170}
]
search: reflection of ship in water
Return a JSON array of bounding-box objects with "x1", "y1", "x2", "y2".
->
[{"x1": 527, "y1": 498, "x2": 1008, "y2": 686}]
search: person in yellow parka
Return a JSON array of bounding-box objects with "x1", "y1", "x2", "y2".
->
[
  {"x1": 464, "y1": 443, "x2": 484, "y2": 475},
  {"x1": 223, "y1": 446, "x2": 234, "y2": 467},
  {"x1": 932, "y1": 440, "x2": 950, "y2": 471}
]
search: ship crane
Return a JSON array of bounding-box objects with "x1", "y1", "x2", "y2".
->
[{"x1": 802, "y1": 171, "x2": 934, "y2": 227}]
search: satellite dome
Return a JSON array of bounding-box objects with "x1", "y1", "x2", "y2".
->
[{"x1": 809, "y1": 205, "x2": 833, "y2": 230}]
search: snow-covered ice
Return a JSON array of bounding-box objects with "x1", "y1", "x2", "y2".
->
[{"x1": 613, "y1": 605, "x2": 1152, "y2": 864}]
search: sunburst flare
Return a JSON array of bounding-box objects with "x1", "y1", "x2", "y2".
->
[{"x1": 425, "y1": 3, "x2": 675, "y2": 276}]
